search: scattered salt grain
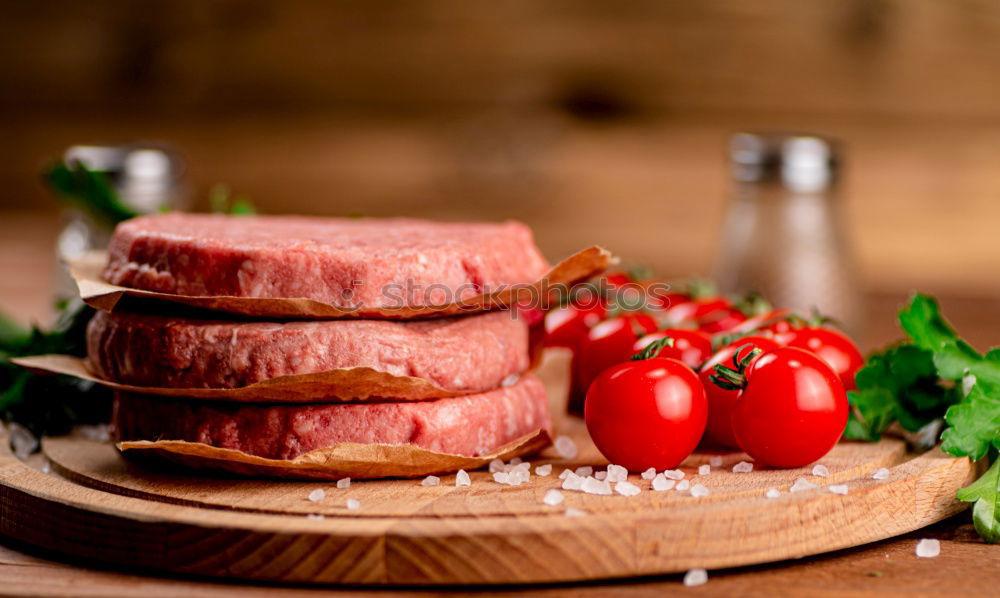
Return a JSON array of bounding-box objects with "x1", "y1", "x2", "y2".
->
[
  {"x1": 690, "y1": 483, "x2": 709, "y2": 498},
  {"x1": 422, "y1": 475, "x2": 441, "y2": 487},
  {"x1": 8, "y1": 423, "x2": 37, "y2": 460},
  {"x1": 489, "y1": 458, "x2": 505, "y2": 473},
  {"x1": 709, "y1": 456, "x2": 723, "y2": 467},
  {"x1": 615, "y1": 481, "x2": 641, "y2": 497},
  {"x1": 828, "y1": 484, "x2": 849, "y2": 495},
  {"x1": 732, "y1": 461, "x2": 753, "y2": 473},
  {"x1": 501, "y1": 373, "x2": 520, "y2": 387},
  {"x1": 676, "y1": 479, "x2": 691, "y2": 491},
  {"x1": 41, "y1": 459, "x2": 51, "y2": 474},
  {"x1": 306, "y1": 513, "x2": 325, "y2": 521},
  {"x1": 336, "y1": 477, "x2": 351, "y2": 489},
  {"x1": 554, "y1": 435, "x2": 578, "y2": 459},
  {"x1": 562, "y1": 472, "x2": 584, "y2": 491},
  {"x1": 606, "y1": 464, "x2": 629, "y2": 483},
  {"x1": 765, "y1": 488, "x2": 781, "y2": 499},
  {"x1": 812, "y1": 464, "x2": 830, "y2": 477},
  {"x1": 581, "y1": 477, "x2": 613, "y2": 495},
  {"x1": 683, "y1": 568, "x2": 708, "y2": 587},
  {"x1": 872, "y1": 467, "x2": 890, "y2": 481},
  {"x1": 308, "y1": 489, "x2": 325, "y2": 502},
  {"x1": 594, "y1": 471, "x2": 607, "y2": 481},
  {"x1": 77, "y1": 423, "x2": 111, "y2": 443},
  {"x1": 641, "y1": 467, "x2": 657, "y2": 480},
  {"x1": 509, "y1": 457, "x2": 523, "y2": 466},
  {"x1": 507, "y1": 468, "x2": 530, "y2": 486},
  {"x1": 565, "y1": 508, "x2": 586, "y2": 517},
  {"x1": 915, "y1": 538, "x2": 940, "y2": 558},
  {"x1": 790, "y1": 478, "x2": 819, "y2": 492},
  {"x1": 652, "y1": 474, "x2": 676, "y2": 492},
  {"x1": 543, "y1": 489, "x2": 564, "y2": 505},
  {"x1": 494, "y1": 471, "x2": 510, "y2": 485},
  {"x1": 664, "y1": 469, "x2": 685, "y2": 480},
  {"x1": 346, "y1": 498, "x2": 360, "y2": 511},
  {"x1": 575, "y1": 466, "x2": 594, "y2": 477},
  {"x1": 559, "y1": 468, "x2": 572, "y2": 480},
  {"x1": 456, "y1": 470, "x2": 471, "y2": 487},
  {"x1": 698, "y1": 464, "x2": 711, "y2": 476}
]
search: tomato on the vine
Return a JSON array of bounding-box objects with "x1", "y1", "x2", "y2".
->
[
  {"x1": 664, "y1": 297, "x2": 732, "y2": 325},
  {"x1": 698, "y1": 336, "x2": 780, "y2": 449},
  {"x1": 714, "y1": 346, "x2": 849, "y2": 468},
  {"x1": 585, "y1": 338, "x2": 708, "y2": 470},
  {"x1": 633, "y1": 329, "x2": 713, "y2": 370},
  {"x1": 567, "y1": 313, "x2": 658, "y2": 414},
  {"x1": 697, "y1": 307, "x2": 747, "y2": 334},
  {"x1": 543, "y1": 301, "x2": 607, "y2": 349},
  {"x1": 783, "y1": 327, "x2": 864, "y2": 391}
]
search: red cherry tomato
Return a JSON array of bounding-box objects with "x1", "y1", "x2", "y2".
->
[
  {"x1": 698, "y1": 336, "x2": 781, "y2": 449},
  {"x1": 726, "y1": 347, "x2": 849, "y2": 468},
  {"x1": 633, "y1": 329, "x2": 713, "y2": 370},
  {"x1": 697, "y1": 307, "x2": 747, "y2": 334},
  {"x1": 665, "y1": 297, "x2": 732, "y2": 326},
  {"x1": 585, "y1": 356, "x2": 708, "y2": 471},
  {"x1": 783, "y1": 327, "x2": 864, "y2": 391},
  {"x1": 567, "y1": 313, "x2": 658, "y2": 414},
  {"x1": 544, "y1": 301, "x2": 607, "y2": 349}
]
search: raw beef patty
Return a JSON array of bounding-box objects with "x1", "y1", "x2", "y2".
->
[
  {"x1": 103, "y1": 214, "x2": 550, "y2": 309},
  {"x1": 87, "y1": 309, "x2": 530, "y2": 392},
  {"x1": 113, "y1": 374, "x2": 551, "y2": 459}
]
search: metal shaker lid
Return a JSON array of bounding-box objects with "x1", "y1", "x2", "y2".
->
[{"x1": 729, "y1": 132, "x2": 840, "y2": 192}]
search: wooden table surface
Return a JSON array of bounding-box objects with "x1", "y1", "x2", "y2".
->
[{"x1": 0, "y1": 211, "x2": 997, "y2": 597}]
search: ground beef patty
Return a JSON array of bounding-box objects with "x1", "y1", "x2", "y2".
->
[
  {"x1": 87, "y1": 309, "x2": 529, "y2": 392},
  {"x1": 103, "y1": 213, "x2": 550, "y2": 309},
  {"x1": 113, "y1": 374, "x2": 550, "y2": 459}
]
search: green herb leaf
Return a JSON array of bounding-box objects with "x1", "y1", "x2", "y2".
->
[
  {"x1": 43, "y1": 162, "x2": 138, "y2": 226},
  {"x1": 957, "y1": 458, "x2": 1000, "y2": 543},
  {"x1": 941, "y1": 383, "x2": 1000, "y2": 460}
]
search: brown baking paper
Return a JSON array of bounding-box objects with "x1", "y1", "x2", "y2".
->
[
  {"x1": 11, "y1": 354, "x2": 476, "y2": 402},
  {"x1": 117, "y1": 429, "x2": 551, "y2": 479},
  {"x1": 70, "y1": 246, "x2": 616, "y2": 319}
]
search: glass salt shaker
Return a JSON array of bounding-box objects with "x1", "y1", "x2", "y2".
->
[{"x1": 714, "y1": 132, "x2": 863, "y2": 335}]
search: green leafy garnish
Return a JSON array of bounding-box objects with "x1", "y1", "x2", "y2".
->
[
  {"x1": 209, "y1": 184, "x2": 256, "y2": 215},
  {"x1": 43, "y1": 162, "x2": 139, "y2": 226},
  {"x1": 957, "y1": 458, "x2": 1000, "y2": 543}
]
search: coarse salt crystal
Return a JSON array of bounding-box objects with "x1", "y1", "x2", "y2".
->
[
  {"x1": 732, "y1": 461, "x2": 753, "y2": 473},
  {"x1": 554, "y1": 435, "x2": 578, "y2": 459},
  {"x1": 489, "y1": 458, "x2": 505, "y2": 473},
  {"x1": 615, "y1": 481, "x2": 641, "y2": 497},
  {"x1": 422, "y1": 475, "x2": 440, "y2": 487},
  {"x1": 664, "y1": 469, "x2": 685, "y2": 480},
  {"x1": 565, "y1": 508, "x2": 586, "y2": 517},
  {"x1": 501, "y1": 373, "x2": 520, "y2": 387},
  {"x1": 336, "y1": 477, "x2": 351, "y2": 489},
  {"x1": 543, "y1": 489, "x2": 564, "y2": 506},
  {"x1": 494, "y1": 471, "x2": 510, "y2": 485},
  {"x1": 812, "y1": 464, "x2": 830, "y2": 477},
  {"x1": 790, "y1": 478, "x2": 819, "y2": 492},
  {"x1": 41, "y1": 460, "x2": 51, "y2": 474},
  {"x1": 641, "y1": 467, "x2": 657, "y2": 480},
  {"x1": 676, "y1": 479, "x2": 691, "y2": 491},
  {"x1": 307, "y1": 489, "x2": 325, "y2": 502},
  {"x1": 77, "y1": 423, "x2": 111, "y2": 443},
  {"x1": 456, "y1": 470, "x2": 471, "y2": 487},
  {"x1": 709, "y1": 456, "x2": 723, "y2": 467},
  {"x1": 575, "y1": 466, "x2": 594, "y2": 477},
  {"x1": 872, "y1": 467, "x2": 890, "y2": 480},
  {"x1": 690, "y1": 483, "x2": 709, "y2": 497},
  {"x1": 346, "y1": 498, "x2": 360, "y2": 511},
  {"x1": 508, "y1": 469, "x2": 530, "y2": 486},
  {"x1": 307, "y1": 513, "x2": 325, "y2": 520},
  {"x1": 562, "y1": 473, "x2": 584, "y2": 491},
  {"x1": 606, "y1": 464, "x2": 629, "y2": 483},
  {"x1": 8, "y1": 423, "x2": 37, "y2": 460},
  {"x1": 916, "y1": 538, "x2": 940, "y2": 558},
  {"x1": 582, "y1": 477, "x2": 612, "y2": 495},
  {"x1": 828, "y1": 484, "x2": 849, "y2": 495},
  {"x1": 698, "y1": 464, "x2": 711, "y2": 476},
  {"x1": 652, "y1": 474, "x2": 676, "y2": 492},
  {"x1": 594, "y1": 471, "x2": 608, "y2": 481},
  {"x1": 765, "y1": 488, "x2": 781, "y2": 499},
  {"x1": 509, "y1": 457, "x2": 523, "y2": 466},
  {"x1": 559, "y1": 468, "x2": 572, "y2": 479},
  {"x1": 683, "y1": 568, "x2": 708, "y2": 587},
  {"x1": 535, "y1": 463, "x2": 553, "y2": 476}
]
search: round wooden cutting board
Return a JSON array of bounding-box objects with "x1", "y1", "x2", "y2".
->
[{"x1": 0, "y1": 353, "x2": 982, "y2": 585}]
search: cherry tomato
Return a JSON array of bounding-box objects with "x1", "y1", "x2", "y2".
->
[
  {"x1": 567, "y1": 313, "x2": 658, "y2": 414},
  {"x1": 697, "y1": 307, "x2": 747, "y2": 334},
  {"x1": 665, "y1": 297, "x2": 732, "y2": 326},
  {"x1": 633, "y1": 329, "x2": 713, "y2": 370},
  {"x1": 725, "y1": 347, "x2": 849, "y2": 468},
  {"x1": 698, "y1": 336, "x2": 781, "y2": 449},
  {"x1": 585, "y1": 354, "x2": 708, "y2": 471},
  {"x1": 783, "y1": 327, "x2": 864, "y2": 391},
  {"x1": 544, "y1": 301, "x2": 607, "y2": 349}
]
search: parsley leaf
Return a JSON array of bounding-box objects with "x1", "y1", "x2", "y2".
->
[
  {"x1": 43, "y1": 162, "x2": 138, "y2": 226},
  {"x1": 942, "y1": 382, "x2": 1000, "y2": 460},
  {"x1": 957, "y1": 458, "x2": 1000, "y2": 543}
]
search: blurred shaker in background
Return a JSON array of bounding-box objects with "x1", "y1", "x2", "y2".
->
[
  {"x1": 55, "y1": 145, "x2": 187, "y2": 298},
  {"x1": 714, "y1": 132, "x2": 863, "y2": 334}
]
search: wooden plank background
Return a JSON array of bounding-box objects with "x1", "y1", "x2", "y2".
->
[{"x1": 1, "y1": 0, "x2": 1000, "y2": 300}]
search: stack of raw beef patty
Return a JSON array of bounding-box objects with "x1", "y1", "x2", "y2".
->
[{"x1": 89, "y1": 213, "x2": 553, "y2": 464}]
